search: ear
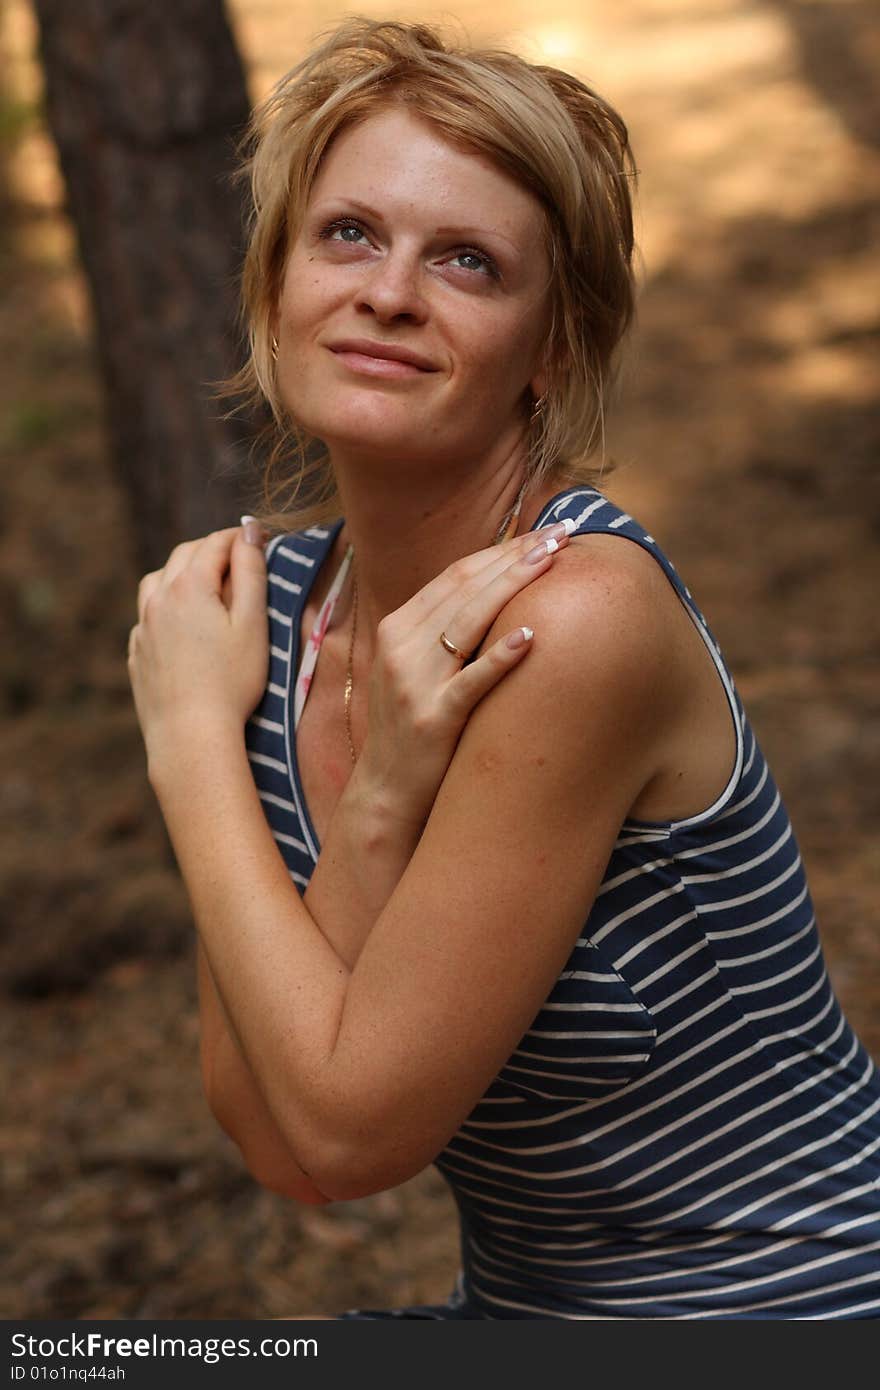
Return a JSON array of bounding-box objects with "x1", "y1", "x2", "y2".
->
[{"x1": 529, "y1": 368, "x2": 547, "y2": 403}]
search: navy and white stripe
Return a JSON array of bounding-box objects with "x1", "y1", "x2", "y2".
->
[{"x1": 246, "y1": 491, "x2": 880, "y2": 1319}]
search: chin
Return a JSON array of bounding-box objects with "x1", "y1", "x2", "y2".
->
[
  {"x1": 325, "y1": 428, "x2": 438, "y2": 466},
  {"x1": 301, "y1": 398, "x2": 437, "y2": 461}
]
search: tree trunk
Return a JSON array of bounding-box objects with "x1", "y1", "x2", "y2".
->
[{"x1": 32, "y1": 0, "x2": 258, "y2": 572}]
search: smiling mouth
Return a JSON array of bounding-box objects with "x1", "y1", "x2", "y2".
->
[{"x1": 327, "y1": 339, "x2": 437, "y2": 377}]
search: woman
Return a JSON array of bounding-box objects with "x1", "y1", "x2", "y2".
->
[{"x1": 128, "y1": 19, "x2": 880, "y2": 1318}]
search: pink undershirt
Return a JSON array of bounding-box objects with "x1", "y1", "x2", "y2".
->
[{"x1": 292, "y1": 543, "x2": 354, "y2": 731}]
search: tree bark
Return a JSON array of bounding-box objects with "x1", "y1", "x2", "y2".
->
[{"x1": 32, "y1": 0, "x2": 258, "y2": 572}]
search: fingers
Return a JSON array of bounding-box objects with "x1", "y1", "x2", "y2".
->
[
  {"x1": 392, "y1": 520, "x2": 573, "y2": 628},
  {"x1": 183, "y1": 527, "x2": 242, "y2": 593},
  {"x1": 133, "y1": 522, "x2": 265, "y2": 679},
  {"x1": 227, "y1": 525, "x2": 268, "y2": 621},
  {"x1": 156, "y1": 538, "x2": 202, "y2": 588},
  {"x1": 435, "y1": 530, "x2": 570, "y2": 660},
  {"x1": 137, "y1": 571, "x2": 161, "y2": 624},
  {"x1": 445, "y1": 625, "x2": 535, "y2": 714},
  {"x1": 137, "y1": 527, "x2": 243, "y2": 622}
]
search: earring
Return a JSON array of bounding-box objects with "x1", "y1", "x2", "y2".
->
[
  {"x1": 529, "y1": 393, "x2": 546, "y2": 425},
  {"x1": 270, "y1": 335, "x2": 279, "y2": 361}
]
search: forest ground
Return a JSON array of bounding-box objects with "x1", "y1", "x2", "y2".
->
[{"x1": 0, "y1": 0, "x2": 877, "y2": 1317}]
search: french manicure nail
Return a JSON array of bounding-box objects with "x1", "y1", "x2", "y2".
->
[
  {"x1": 541, "y1": 518, "x2": 576, "y2": 538},
  {"x1": 240, "y1": 514, "x2": 262, "y2": 546},
  {"x1": 526, "y1": 537, "x2": 558, "y2": 563},
  {"x1": 506, "y1": 626, "x2": 534, "y2": 649}
]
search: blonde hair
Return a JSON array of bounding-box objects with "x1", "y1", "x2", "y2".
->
[{"x1": 230, "y1": 16, "x2": 638, "y2": 532}]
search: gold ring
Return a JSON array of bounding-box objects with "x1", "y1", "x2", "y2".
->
[{"x1": 439, "y1": 631, "x2": 469, "y2": 661}]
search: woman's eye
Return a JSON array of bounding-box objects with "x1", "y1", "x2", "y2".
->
[
  {"x1": 449, "y1": 249, "x2": 497, "y2": 277},
  {"x1": 320, "y1": 219, "x2": 369, "y2": 246}
]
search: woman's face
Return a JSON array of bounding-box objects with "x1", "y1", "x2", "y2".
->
[{"x1": 274, "y1": 106, "x2": 552, "y2": 472}]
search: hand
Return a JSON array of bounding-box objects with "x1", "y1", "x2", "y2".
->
[
  {"x1": 127, "y1": 523, "x2": 269, "y2": 771},
  {"x1": 355, "y1": 522, "x2": 573, "y2": 831}
]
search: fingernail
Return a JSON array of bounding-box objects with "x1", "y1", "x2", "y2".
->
[
  {"x1": 525, "y1": 536, "x2": 558, "y2": 563},
  {"x1": 506, "y1": 626, "x2": 534, "y2": 649},
  {"x1": 240, "y1": 514, "x2": 262, "y2": 546},
  {"x1": 541, "y1": 518, "x2": 576, "y2": 538}
]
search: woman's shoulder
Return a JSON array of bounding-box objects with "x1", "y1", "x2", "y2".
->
[
  {"x1": 513, "y1": 527, "x2": 685, "y2": 681},
  {"x1": 537, "y1": 486, "x2": 686, "y2": 588},
  {"x1": 524, "y1": 485, "x2": 712, "y2": 699},
  {"x1": 478, "y1": 537, "x2": 681, "y2": 790},
  {"x1": 486, "y1": 526, "x2": 735, "y2": 820},
  {"x1": 512, "y1": 522, "x2": 743, "y2": 829}
]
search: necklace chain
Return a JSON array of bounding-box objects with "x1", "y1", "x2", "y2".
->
[
  {"x1": 343, "y1": 479, "x2": 529, "y2": 764},
  {"x1": 344, "y1": 556, "x2": 359, "y2": 766}
]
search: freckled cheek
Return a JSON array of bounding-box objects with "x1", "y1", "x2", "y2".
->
[
  {"x1": 451, "y1": 328, "x2": 530, "y2": 406},
  {"x1": 274, "y1": 328, "x2": 321, "y2": 419},
  {"x1": 279, "y1": 287, "x2": 343, "y2": 373},
  {"x1": 280, "y1": 260, "x2": 346, "y2": 322}
]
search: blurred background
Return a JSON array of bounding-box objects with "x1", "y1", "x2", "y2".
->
[{"x1": 0, "y1": 0, "x2": 877, "y2": 1318}]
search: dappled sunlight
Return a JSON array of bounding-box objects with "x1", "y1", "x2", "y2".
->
[
  {"x1": 224, "y1": 0, "x2": 880, "y2": 546},
  {"x1": 0, "y1": 1, "x2": 89, "y2": 331},
  {"x1": 1, "y1": 0, "x2": 877, "y2": 1321}
]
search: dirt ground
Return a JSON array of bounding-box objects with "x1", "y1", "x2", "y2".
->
[{"x1": 1, "y1": 0, "x2": 878, "y2": 1318}]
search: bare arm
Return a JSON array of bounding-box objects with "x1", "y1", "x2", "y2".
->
[
  {"x1": 133, "y1": 529, "x2": 675, "y2": 1201},
  {"x1": 196, "y1": 767, "x2": 426, "y2": 1200},
  {"x1": 296, "y1": 520, "x2": 576, "y2": 964},
  {"x1": 197, "y1": 940, "x2": 331, "y2": 1201},
  {"x1": 139, "y1": 522, "x2": 570, "y2": 1198}
]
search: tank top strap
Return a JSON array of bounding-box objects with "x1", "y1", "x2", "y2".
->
[
  {"x1": 535, "y1": 486, "x2": 709, "y2": 635},
  {"x1": 533, "y1": 485, "x2": 747, "y2": 830},
  {"x1": 260, "y1": 515, "x2": 345, "y2": 737}
]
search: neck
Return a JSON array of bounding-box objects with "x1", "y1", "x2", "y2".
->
[{"x1": 330, "y1": 442, "x2": 562, "y2": 652}]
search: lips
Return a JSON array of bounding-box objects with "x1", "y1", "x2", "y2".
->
[{"x1": 327, "y1": 338, "x2": 437, "y2": 372}]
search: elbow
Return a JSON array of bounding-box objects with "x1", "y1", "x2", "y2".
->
[
  {"x1": 310, "y1": 1132, "x2": 430, "y2": 1203},
  {"x1": 246, "y1": 1155, "x2": 334, "y2": 1205},
  {"x1": 204, "y1": 1080, "x2": 334, "y2": 1206},
  {"x1": 305, "y1": 1093, "x2": 450, "y2": 1201},
  {"x1": 202, "y1": 1066, "x2": 428, "y2": 1204},
  {"x1": 232, "y1": 1127, "x2": 335, "y2": 1206}
]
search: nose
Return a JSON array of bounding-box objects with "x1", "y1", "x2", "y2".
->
[{"x1": 354, "y1": 245, "x2": 428, "y2": 325}]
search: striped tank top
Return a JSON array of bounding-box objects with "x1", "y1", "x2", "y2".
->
[{"x1": 245, "y1": 485, "x2": 880, "y2": 1319}]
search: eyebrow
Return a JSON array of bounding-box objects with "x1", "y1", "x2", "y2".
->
[
  {"x1": 316, "y1": 197, "x2": 386, "y2": 222},
  {"x1": 434, "y1": 224, "x2": 520, "y2": 255}
]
